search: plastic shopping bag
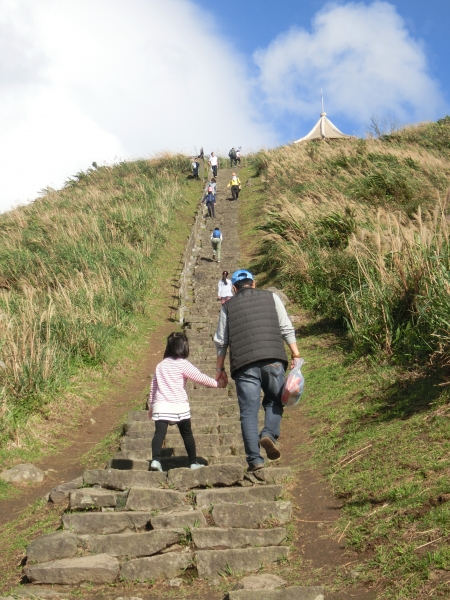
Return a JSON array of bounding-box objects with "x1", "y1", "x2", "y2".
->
[{"x1": 281, "y1": 358, "x2": 305, "y2": 408}]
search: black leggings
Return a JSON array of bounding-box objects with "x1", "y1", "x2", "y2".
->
[{"x1": 152, "y1": 419, "x2": 197, "y2": 464}]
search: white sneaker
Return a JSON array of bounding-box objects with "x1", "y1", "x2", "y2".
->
[
  {"x1": 190, "y1": 463, "x2": 205, "y2": 470},
  {"x1": 151, "y1": 460, "x2": 162, "y2": 472}
]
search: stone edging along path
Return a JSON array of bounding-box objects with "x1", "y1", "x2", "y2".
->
[{"x1": 12, "y1": 166, "x2": 325, "y2": 600}]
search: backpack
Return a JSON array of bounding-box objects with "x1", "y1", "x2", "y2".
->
[
  {"x1": 228, "y1": 148, "x2": 236, "y2": 159},
  {"x1": 212, "y1": 229, "x2": 221, "y2": 238}
]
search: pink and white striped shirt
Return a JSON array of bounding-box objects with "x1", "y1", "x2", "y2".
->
[{"x1": 148, "y1": 358, "x2": 218, "y2": 421}]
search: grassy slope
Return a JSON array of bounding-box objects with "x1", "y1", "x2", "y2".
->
[
  {"x1": 238, "y1": 140, "x2": 450, "y2": 599},
  {"x1": 0, "y1": 156, "x2": 203, "y2": 483}
]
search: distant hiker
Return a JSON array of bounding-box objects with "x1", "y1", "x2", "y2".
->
[
  {"x1": 214, "y1": 270, "x2": 301, "y2": 472},
  {"x1": 209, "y1": 152, "x2": 218, "y2": 177},
  {"x1": 227, "y1": 172, "x2": 241, "y2": 200},
  {"x1": 211, "y1": 227, "x2": 222, "y2": 263},
  {"x1": 148, "y1": 332, "x2": 226, "y2": 472},
  {"x1": 218, "y1": 270, "x2": 233, "y2": 304},
  {"x1": 202, "y1": 185, "x2": 216, "y2": 218},
  {"x1": 192, "y1": 159, "x2": 200, "y2": 180},
  {"x1": 228, "y1": 147, "x2": 237, "y2": 167},
  {"x1": 208, "y1": 177, "x2": 217, "y2": 200},
  {"x1": 236, "y1": 148, "x2": 241, "y2": 165},
  {"x1": 196, "y1": 147, "x2": 204, "y2": 160}
]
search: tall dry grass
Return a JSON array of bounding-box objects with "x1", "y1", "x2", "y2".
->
[
  {"x1": 251, "y1": 119, "x2": 450, "y2": 365},
  {"x1": 0, "y1": 155, "x2": 190, "y2": 446}
]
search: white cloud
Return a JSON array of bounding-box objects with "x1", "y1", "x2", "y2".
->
[
  {"x1": 0, "y1": 0, "x2": 275, "y2": 212},
  {"x1": 253, "y1": 1, "x2": 446, "y2": 126}
]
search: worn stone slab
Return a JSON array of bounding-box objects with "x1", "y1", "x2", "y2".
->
[
  {"x1": 12, "y1": 586, "x2": 70, "y2": 598},
  {"x1": 192, "y1": 527, "x2": 286, "y2": 549},
  {"x1": 125, "y1": 488, "x2": 186, "y2": 511},
  {"x1": 151, "y1": 509, "x2": 207, "y2": 530},
  {"x1": 195, "y1": 546, "x2": 289, "y2": 579},
  {"x1": 127, "y1": 410, "x2": 148, "y2": 422},
  {"x1": 208, "y1": 456, "x2": 248, "y2": 467},
  {"x1": 49, "y1": 477, "x2": 83, "y2": 504},
  {"x1": 228, "y1": 587, "x2": 325, "y2": 600},
  {"x1": 121, "y1": 434, "x2": 220, "y2": 451},
  {"x1": 261, "y1": 467, "x2": 293, "y2": 485},
  {"x1": 83, "y1": 468, "x2": 166, "y2": 490},
  {"x1": 69, "y1": 488, "x2": 125, "y2": 510},
  {"x1": 80, "y1": 530, "x2": 179, "y2": 557},
  {"x1": 0, "y1": 464, "x2": 44, "y2": 484},
  {"x1": 212, "y1": 501, "x2": 292, "y2": 529},
  {"x1": 26, "y1": 532, "x2": 78, "y2": 564},
  {"x1": 63, "y1": 512, "x2": 152, "y2": 535},
  {"x1": 120, "y1": 552, "x2": 192, "y2": 582},
  {"x1": 233, "y1": 574, "x2": 287, "y2": 590},
  {"x1": 195, "y1": 484, "x2": 283, "y2": 507},
  {"x1": 108, "y1": 457, "x2": 151, "y2": 471},
  {"x1": 168, "y1": 464, "x2": 244, "y2": 491},
  {"x1": 25, "y1": 553, "x2": 119, "y2": 584},
  {"x1": 220, "y1": 433, "x2": 244, "y2": 446}
]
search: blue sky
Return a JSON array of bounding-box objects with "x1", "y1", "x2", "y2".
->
[
  {"x1": 0, "y1": 0, "x2": 449, "y2": 211},
  {"x1": 194, "y1": 0, "x2": 450, "y2": 140}
]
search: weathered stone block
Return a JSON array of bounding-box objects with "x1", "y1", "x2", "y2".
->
[
  {"x1": 212, "y1": 501, "x2": 292, "y2": 529},
  {"x1": 49, "y1": 477, "x2": 83, "y2": 504},
  {"x1": 192, "y1": 527, "x2": 286, "y2": 549},
  {"x1": 125, "y1": 488, "x2": 186, "y2": 511},
  {"x1": 233, "y1": 573, "x2": 287, "y2": 590},
  {"x1": 69, "y1": 488, "x2": 124, "y2": 510},
  {"x1": 63, "y1": 511, "x2": 152, "y2": 535},
  {"x1": 25, "y1": 554, "x2": 119, "y2": 584},
  {"x1": 195, "y1": 546, "x2": 289, "y2": 579},
  {"x1": 195, "y1": 484, "x2": 283, "y2": 507},
  {"x1": 120, "y1": 552, "x2": 192, "y2": 581},
  {"x1": 83, "y1": 469, "x2": 166, "y2": 490},
  {"x1": 80, "y1": 530, "x2": 179, "y2": 557},
  {"x1": 26, "y1": 532, "x2": 78, "y2": 564},
  {"x1": 151, "y1": 509, "x2": 207, "y2": 530},
  {"x1": 228, "y1": 587, "x2": 325, "y2": 600},
  {"x1": 168, "y1": 464, "x2": 244, "y2": 491}
]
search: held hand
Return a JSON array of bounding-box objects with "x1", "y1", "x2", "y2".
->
[
  {"x1": 217, "y1": 377, "x2": 227, "y2": 389},
  {"x1": 290, "y1": 357, "x2": 302, "y2": 370},
  {"x1": 147, "y1": 408, "x2": 152, "y2": 419}
]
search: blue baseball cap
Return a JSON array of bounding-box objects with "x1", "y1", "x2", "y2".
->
[{"x1": 231, "y1": 269, "x2": 254, "y2": 285}]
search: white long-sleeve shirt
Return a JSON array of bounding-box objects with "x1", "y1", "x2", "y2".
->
[
  {"x1": 218, "y1": 278, "x2": 233, "y2": 298},
  {"x1": 149, "y1": 358, "x2": 218, "y2": 421}
]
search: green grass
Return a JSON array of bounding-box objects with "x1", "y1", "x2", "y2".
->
[
  {"x1": 0, "y1": 156, "x2": 203, "y2": 473},
  {"x1": 238, "y1": 156, "x2": 450, "y2": 599}
]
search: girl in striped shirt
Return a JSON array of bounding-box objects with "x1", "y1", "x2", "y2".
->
[{"x1": 148, "y1": 332, "x2": 227, "y2": 472}]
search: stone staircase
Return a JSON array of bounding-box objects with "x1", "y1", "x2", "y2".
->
[{"x1": 21, "y1": 167, "x2": 324, "y2": 599}]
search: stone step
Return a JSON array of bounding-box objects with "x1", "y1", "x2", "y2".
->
[
  {"x1": 228, "y1": 588, "x2": 325, "y2": 600},
  {"x1": 195, "y1": 546, "x2": 289, "y2": 580},
  {"x1": 62, "y1": 512, "x2": 153, "y2": 535},
  {"x1": 83, "y1": 468, "x2": 166, "y2": 490},
  {"x1": 69, "y1": 488, "x2": 127, "y2": 510},
  {"x1": 195, "y1": 484, "x2": 283, "y2": 508},
  {"x1": 167, "y1": 464, "x2": 244, "y2": 491},
  {"x1": 212, "y1": 500, "x2": 292, "y2": 529},
  {"x1": 151, "y1": 509, "x2": 207, "y2": 530},
  {"x1": 78, "y1": 529, "x2": 180, "y2": 558},
  {"x1": 120, "y1": 552, "x2": 193, "y2": 582},
  {"x1": 25, "y1": 554, "x2": 119, "y2": 585},
  {"x1": 125, "y1": 488, "x2": 188, "y2": 512},
  {"x1": 27, "y1": 532, "x2": 78, "y2": 564},
  {"x1": 191, "y1": 527, "x2": 287, "y2": 549},
  {"x1": 115, "y1": 443, "x2": 244, "y2": 461}
]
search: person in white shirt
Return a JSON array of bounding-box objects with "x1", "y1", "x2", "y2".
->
[
  {"x1": 209, "y1": 152, "x2": 218, "y2": 177},
  {"x1": 218, "y1": 271, "x2": 233, "y2": 304}
]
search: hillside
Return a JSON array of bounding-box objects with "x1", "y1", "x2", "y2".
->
[
  {"x1": 0, "y1": 155, "x2": 199, "y2": 461},
  {"x1": 236, "y1": 118, "x2": 450, "y2": 599}
]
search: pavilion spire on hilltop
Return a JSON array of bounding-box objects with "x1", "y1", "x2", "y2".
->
[{"x1": 293, "y1": 91, "x2": 350, "y2": 143}]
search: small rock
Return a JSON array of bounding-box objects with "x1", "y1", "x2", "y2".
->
[
  {"x1": 0, "y1": 464, "x2": 44, "y2": 484},
  {"x1": 90, "y1": 418, "x2": 96, "y2": 425},
  {"x1": 233, "y1": 574, "x2": 287, "y2": 590},
  {"x1": 169, "y1": 578, "x2": 183, "y2": 587}
]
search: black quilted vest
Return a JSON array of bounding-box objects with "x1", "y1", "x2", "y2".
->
[{"x1": 224, "y1": 288, "x2": 288, "y2": 376}]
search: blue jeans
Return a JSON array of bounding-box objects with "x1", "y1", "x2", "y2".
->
[{"x1": 233, "y1": 359, "x2": 285, "y2": 467}]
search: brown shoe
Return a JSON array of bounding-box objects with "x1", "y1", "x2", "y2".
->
[
  {"x1": 260, "y1": 437, "x2": 281, "y2": 460},
  {"x1": 247, "y1": 462, "x2": 265, "y2": 472}
]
